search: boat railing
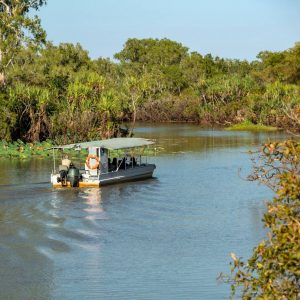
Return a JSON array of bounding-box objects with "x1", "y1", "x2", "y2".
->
[{"x1": 105, "y1": 155, "x2": 147, "y2": 174}]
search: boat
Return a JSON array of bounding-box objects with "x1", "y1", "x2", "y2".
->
[{"x1": 49, "y1": 137, "x2": 156, "y2": 188}]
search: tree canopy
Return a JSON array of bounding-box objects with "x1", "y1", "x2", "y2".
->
[
  {"x1": 114, "y1": 38, "x2": 189, "y2": 66},
  {"x1": 0, "y1": 0, "x2": 47, "y2": 84},
  {"x1": 0, "y1": 28, "x2": 299, "y2": 142}
]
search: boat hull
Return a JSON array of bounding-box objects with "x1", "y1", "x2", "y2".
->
[
  {"x1": 51, "y1": 164, "x2": 156, "y2": 188},
  {"x1": 100, "y1": 164, "x2": 156, "y2": 186}
]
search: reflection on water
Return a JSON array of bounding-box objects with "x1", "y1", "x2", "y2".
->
[
  {"x1": 0, "y1": 125, "x2": 288, "y2": 299},
  {"x1": 82, "y1": 189, "x2": 104, "y2": 220},
  {"x1": 134, "y1": 123, "x2": 287, "y2": 154}
]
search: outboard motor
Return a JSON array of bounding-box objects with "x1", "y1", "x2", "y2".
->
[
  {"x1": 58, "y1": 165, "x2": 68, "y2": 186},
  {"x1": 67, "y1": 165, "x2": 80, "y2": 187}
]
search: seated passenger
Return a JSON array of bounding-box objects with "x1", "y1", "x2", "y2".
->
[
  {"x1": 108, "y1": 158, "x2": 112, "y2": 171},
  {"x1": 61, "y1": 154, "x2": 72, "y2": 169},
  {"x1": 130, "y1": 157, "x2": 137, "y2": 167},
  {"x1": 112, "y1": 157, "x2": 117, "y2": 171}
]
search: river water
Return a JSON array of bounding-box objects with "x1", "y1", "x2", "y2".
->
[{"x1": 0, "y1": 124, "x2": 288, "y2": 299}]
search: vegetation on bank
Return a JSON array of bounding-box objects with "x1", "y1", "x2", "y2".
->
[
  {"x1": 1, "y1": 41, "x2": 299, "y2": 143},
  {"x1": 0, "y1": 140, "x2": 87, "y2": 159},
  {"x1": 225, "y1": 120, "x2": 278, "y2": 131},
  {"x1": 0, "y1": 140, "x2": 160, "y2": 159},
  {"x1": 0, "y1": 2, "x2": 300, "y2": 143},
  {"x1": 221, "y1": 140, "x2": 300, "y2": 299},
  {"x1": 0, "y1": 140, "x2": 54, "y2": 159}
]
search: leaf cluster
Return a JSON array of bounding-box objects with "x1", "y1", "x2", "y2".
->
[
  {"x1": 0, "y1": 0, "x2": 46, "y2": 73},
  {"x1": 227, "y1": 140, "x2": 300, "y2": 299}
]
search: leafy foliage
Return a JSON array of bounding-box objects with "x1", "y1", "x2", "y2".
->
[
  {"x1": 114, "y1": 38, "x2": 188, "y2": 66},
  {"x1": 0, "y1": 11, "x2": 300, "y2": 143},
  {"x1": 224, "y1": 140, "x2": 300, "y2": 299},
  {"x1": 0, "y1": 0, "x2": 47, "y2": 83},
  {"x1": 0, "y1": 139, "x2": 53, "y2": 159},
  {"x1": 255, "y1": 43, "x2": 300, "y2": 85}
]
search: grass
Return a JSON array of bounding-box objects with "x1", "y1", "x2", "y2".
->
[
  {"x1": 0, "y1": 140, "x2": 162, "y2": 159},
  {"x1": 225, "y1": 120, "x2": 278, "y2": 131},
  {"x1": 0, "y1": 140, "x2": 88, "y2": 159},
  {"x1": 0, "y1": 140, "x2": 54, "y2": 159}
]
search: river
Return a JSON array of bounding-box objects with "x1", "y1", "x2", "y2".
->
[{"x1": 0, "y1": 124, "x2": 288, "y2": 299}]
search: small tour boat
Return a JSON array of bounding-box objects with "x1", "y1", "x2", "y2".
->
[{"x1": 49, "y1": 138, "x2": 156, "y2": 188}]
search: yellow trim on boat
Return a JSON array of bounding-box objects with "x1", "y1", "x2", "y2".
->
[
  {"x1": 52, "y1": 181, "x2": 100, "y2": 188},
  {"x1": 79, "y1": 181, "x2": 100, "y2": 188}
]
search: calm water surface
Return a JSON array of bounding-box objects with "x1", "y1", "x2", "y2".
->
[{"x1": 0, "y1": 124, "x2": 288, "y2": 299}]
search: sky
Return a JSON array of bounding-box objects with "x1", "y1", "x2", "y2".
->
[{"x1": 37, "y1": 0, "x2": 300, "y2": 61}]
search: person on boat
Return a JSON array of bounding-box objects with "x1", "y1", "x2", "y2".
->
[
  {"x1": 111, "y1": 157, "x2": 117, "y2": 171},
  {"x1": 61, "y1": 154, "x2": 72, "y2": 169},
  {"x1": 130, "y1": 156, "x2": 137, "y2": 167}
]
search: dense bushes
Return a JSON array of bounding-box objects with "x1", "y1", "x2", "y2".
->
[
  {"x1": 1, "y1": 38, "x2": 300, "y2": 143},
  {"x1": 1, "y1": 1, "x2": 299, "y2": 142}
]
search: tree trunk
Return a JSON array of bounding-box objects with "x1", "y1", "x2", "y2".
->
[
  {"x1": 128, "y1": 98, "x2": 136, "y2": 137},
  {"x1": 0, "y1": 50, "x2": 5, "y2": 85}
]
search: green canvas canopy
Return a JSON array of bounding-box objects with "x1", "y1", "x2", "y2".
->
[{"x1": 50, "y1": 138, "x2": 155, "y2": 150}]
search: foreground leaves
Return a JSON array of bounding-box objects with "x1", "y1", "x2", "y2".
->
[{"x1": 224, "y1": 140, "x2": 300, "y2": 299}]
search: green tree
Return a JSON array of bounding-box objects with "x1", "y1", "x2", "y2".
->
[
  {"x1": 253, "y1": 43, "x2": 300, "y2": 85},
  {"x1": 115, "y1": 38, "x2": 188, "y2": 67},
  {"x1": 0, "y1": 0, "x2": 47, "y2": 84},
  {"x1": 122, "y1": 75, "x2": 148, "y2": 136},
  {"x1": 181, "y1": 52, "x2": 205, "y2": 87},
  {"x1": 8, "y1": 82, "x2": 52, "y2": 141}
]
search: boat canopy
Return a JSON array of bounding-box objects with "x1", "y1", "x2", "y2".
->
[{"x1": 49, "y1": 137, "x2": 155, "y2": 150}]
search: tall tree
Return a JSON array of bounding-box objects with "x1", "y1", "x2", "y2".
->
[
  {"x1": 122, "y1": 76, "x2": 148, "y2": 136},
  {"x1": 114, "y1": 38, "x2": 188, "y2": 67},
  {"x1": 0, "y1": 0, "x2": 46, "y2": 84}
]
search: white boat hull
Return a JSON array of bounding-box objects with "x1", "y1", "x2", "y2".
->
[{"x1": 51, "y1": 164, "x2": 156, "y2": 188}]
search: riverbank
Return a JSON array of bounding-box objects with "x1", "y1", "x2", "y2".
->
[
  {"x1": 225, "y1": 120, "x2": 278, "y2": 131},
  {"x1": 0, "y1": 122, "x2": 281, "y2": 159},
  {"x1": 1, "y1": 40, "x2": 299, "y2": 144},
  {"x1": 0, "y1": 139, "x2": 160, "y2": 159},
  {"x1": 0, "y1": 140, "x2": 54, "y2": 159}
]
